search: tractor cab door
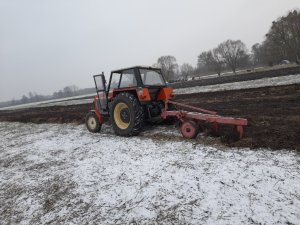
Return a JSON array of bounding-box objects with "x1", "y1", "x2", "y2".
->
[{"x1": 93, "y1": 73, "x2": 108, "y2": 114}]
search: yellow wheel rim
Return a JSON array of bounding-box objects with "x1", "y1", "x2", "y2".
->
[{"x1": 114, "y1": 102, "x2": 130, "y2": 129}]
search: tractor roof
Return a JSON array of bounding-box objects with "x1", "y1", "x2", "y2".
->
[{"x1": 111, "y1": 65, "x2": 161, "y2": 73}]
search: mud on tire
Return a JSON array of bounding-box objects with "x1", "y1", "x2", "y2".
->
[{"x1": 110, "y1": 92, "x2": 144, "y2": 136}]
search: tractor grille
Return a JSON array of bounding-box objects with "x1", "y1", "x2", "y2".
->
[{"x1": 148, "y1": 88, "x2": 161, "y2": 100}]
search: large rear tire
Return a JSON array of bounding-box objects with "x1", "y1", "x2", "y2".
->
[
  {"x1": 85, "y1": 111, "x2": 101, "y2": 133},
  {"x1": 110, "y1": 92, "x2": 144, "y2": 136}
]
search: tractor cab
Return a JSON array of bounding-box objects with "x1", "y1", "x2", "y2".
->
[{"x1": 93, "y1": 66, "x2": 171, "y2": 102}]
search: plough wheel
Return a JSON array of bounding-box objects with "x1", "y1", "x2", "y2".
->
[
  {"x1": 223, "y1": 125, "x2": 244, "y2": 142},
  {"x1": 180, "y1": 120, "x2": 199, "y2": 139},
  {"x1": 231, "y1": 125, "x2": 244, "y2": 140},
  {"x1": 210, "y1": 122, "x2": 220, "y2": 137}
]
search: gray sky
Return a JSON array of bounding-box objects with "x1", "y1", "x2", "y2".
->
[{"x1": 0, "y1": 0, "x2": 299, "y2": 102}]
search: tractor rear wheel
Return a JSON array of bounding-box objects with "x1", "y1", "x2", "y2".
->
[
  {"x1": 85, "y1": 111, "x2": 101, "y2": 133},
  {"x1": 110, "y1": 92, "x2": 144, "y2": 136}
]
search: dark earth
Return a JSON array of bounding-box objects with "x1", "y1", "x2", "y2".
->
[{"x1": 1, "y1": 84, "x2": 299, "y2": 151}]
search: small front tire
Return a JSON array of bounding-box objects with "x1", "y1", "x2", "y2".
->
[{"x1": 85, "y1": 111, "x2": 101, "y2": 133}]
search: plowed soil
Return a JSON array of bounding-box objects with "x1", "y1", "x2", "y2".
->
[
  {"x1": 1, "y1": 84, "x2": 299, "y2": 151},
  {"x1": 175, "y1": 84, "x2": 300, "y2": 151}
]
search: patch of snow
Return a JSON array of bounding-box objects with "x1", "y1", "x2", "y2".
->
[
  {"x1": 0, "y1": 122, "x2": 299, "y2": 224},
  {"x1": 175, "y1": 74, "x2": 300, "y2": 95},
  {"x1": 0, "y1": 93, "x2": 95, "y2": 111}
]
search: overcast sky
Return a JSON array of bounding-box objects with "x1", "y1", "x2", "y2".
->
[{"x1": 0, "y1": 0, "x2": 299, "y2": 102}]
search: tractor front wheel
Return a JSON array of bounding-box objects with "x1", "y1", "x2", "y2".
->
[
  {"x1": 110, "y1": 92, "x2": 144, "y2": 136},
  {"x1": 85, "y1": 111, "x2": 101, "y2": 133}
]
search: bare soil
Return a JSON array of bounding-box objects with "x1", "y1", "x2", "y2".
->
[
  {"x1": 175, "y1": 84, "x2": 300, "y2": 151},
  {"x1": 0, "y1": 84, "x2": 299, "y2": 151}
]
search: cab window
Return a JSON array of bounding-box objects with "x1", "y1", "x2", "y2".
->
[
  {"x1": 140, "y1": 69, "x2": 165, "y2": 86},
  {"x1": 119, "y1": 69, "x2": 137, "y2": 88},
  {"x1": 110, "y1": 73, "x2": 121, "y2": 90}
]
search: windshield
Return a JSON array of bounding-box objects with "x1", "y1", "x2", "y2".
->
[{"x1": 139, "y1": 69, "x2": 166, "y2": 86}]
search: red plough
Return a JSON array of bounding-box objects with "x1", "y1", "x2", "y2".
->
[{"x1": 161, "y1": 100, "x2": 248, "y2": 139}]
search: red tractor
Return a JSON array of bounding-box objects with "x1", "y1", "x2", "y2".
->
[{"x1": 86, "y1": 66, "x2": 247, "y2": 139}]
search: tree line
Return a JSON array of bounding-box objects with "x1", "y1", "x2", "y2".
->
[
  {"x1": 0, "y1": 85, "x2": 94, "y2": 108},
  {"x1": 252, "y1": 10, "x2": 300, "y2": 66},
  {"x1": 155, "y1": 9, "x2": 300, "y2": 82}
]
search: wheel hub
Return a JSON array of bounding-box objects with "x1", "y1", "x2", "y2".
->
[
  {"x1": 114, "y1": 102, "x2": 131, "y2": 129},
  {"x1": 180, "y1": 120, "x2": 199, "y2": 139},
  {"x1": 120, "y1": 108, "x2": 130, "y2": 123},
  {"x1": 88, "y1": 117, "x2": 97, "y2": 130}
]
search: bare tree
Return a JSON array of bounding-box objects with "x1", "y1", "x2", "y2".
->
[
  {"x1": 218, "y1": 39, "x2": 249, "y2": 74},
  {"x1": 156, "y1": 55, "x2": 178, "y2": 81},
  {"x1": 21, "y1": 95, "x2": 29, "y2": 104},
  {"x1": 62, "y1": 85, "x2": 79, "y2": 97},
  {"x1": 251, "y1": 10, "x2": 300, "y2": 65},
  {"x1": 28, "y1": 92, "x2": 34, "y2": 99},
  {"x1": 180, "y1": 63, "x2": 194, "y2": 80},
  {"x1": 264, "y1": 10, "x2": 300, "y2": 62},
  {"x1": 252, "y1": 43, "x2": 262, "y2": 65},
  {"x1": 198, "y1": 48, "x2": 224, "y2": 76},
  {"x1": 211, "y1": 47, "x2": 224, "y2": 76}
]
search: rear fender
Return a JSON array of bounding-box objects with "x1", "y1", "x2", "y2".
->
[
  {"x1": 157, "y1": 87, "x2": 174, "y2": 101},
  {"x1": 93, "y1": 96, "x2": 104, "y2": 123},
  {"x1": 110, "y1": 88, "x2": 151, "y2": 102}
]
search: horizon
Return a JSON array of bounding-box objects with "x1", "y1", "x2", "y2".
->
[{"x1": 1, "y1": 0, "x2": 300, "y2": 102}]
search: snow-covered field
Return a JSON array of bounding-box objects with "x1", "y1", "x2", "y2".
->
[
  {"x1": 174, "y1": 74, "x2": 300, "y2": 95},
  {"x1": 1, "y1": 122, "x2": 299, "y2": 224}
]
